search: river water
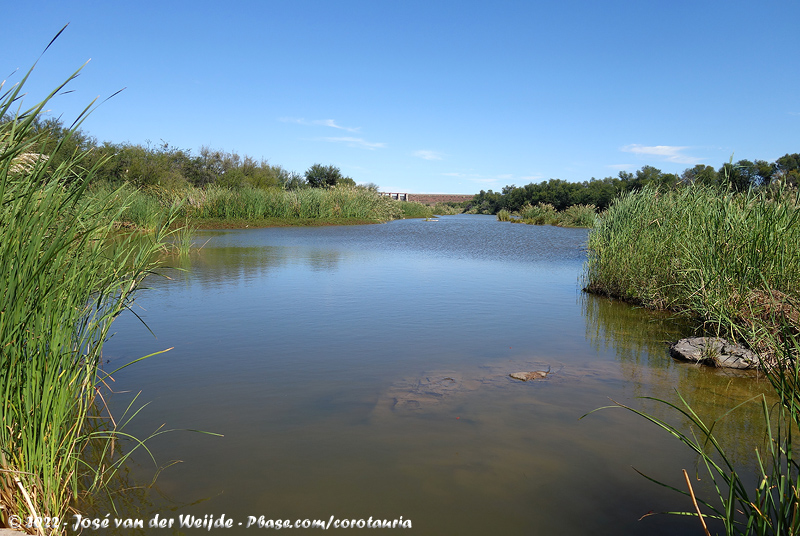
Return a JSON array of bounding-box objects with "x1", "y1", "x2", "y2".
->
[{"x1": 101, "y1": 214, "x2": 769, "y2": 535}]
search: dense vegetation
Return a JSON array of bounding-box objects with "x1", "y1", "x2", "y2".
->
[
  {"x1": 0, "y1": 63, "x2": 180, "y2": 532},
  {"x1": 97, "y1": 183, "x2": 432, "y2": 229},
  {"x1": 497, "y1": 202, "x2": 597, "y2": 228},
  {"x1": 584, "y1": 183, "x2": 800, "y2": 534},
  {"x1": 17, "y1": 117, "x2": 436, "y2": 227},
  {"x1": 26, "y1": 117, "x2": 384, "y2": 195},
  {"x1": 585, "y1": 184, "x2": 799, "y2": 356},
  {"x1": 468, "y1": 158, "x2": 800, "y2": 215}
]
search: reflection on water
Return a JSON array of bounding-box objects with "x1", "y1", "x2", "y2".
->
[
  {"x1": 582, "y1": 293, "x2": 772, "y2": 471},
  {"x1": 100, "y1": 215, "x2": 771, "y2": 535}
]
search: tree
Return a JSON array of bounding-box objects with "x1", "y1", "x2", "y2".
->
[
  {"x1": 681, "y1": 165, "x2": 718, "y2": 187},
  {"x1": 775, "y1": 153, "x2": 800, "y2": 187},
  {"x1": 719, "y1": 162, "x2": 750, "y2": 192},
  {"x1": 752, "y1": 160, "x2": 775, "y2": 187},
  {"x1": 305, "y1": 163, "x2": 343, "y2": 188},
  {"x1": 283, "y1": 171, "x2": 307, "y2": 190}
]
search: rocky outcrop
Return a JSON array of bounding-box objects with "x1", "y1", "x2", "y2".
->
[{"x1": 669, "y1": 337, "x2": 759, "y2": 369}]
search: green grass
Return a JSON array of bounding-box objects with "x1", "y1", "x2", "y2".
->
[
  {"x1": 583, "y1": 182, "x2": 800, "y2": 534},
  {"x1": 496, "y1": 209, "x2": 513, "y2": 221},
  {"x1": 584, "y1": 183, "x2": 800, "y2": 357},
  {"x1": 0, "y1": 59, "x2": 175, "y2": 531},
  {"x1": 518, "y1": 202, "x2": 558, "y2": 224},
  {"x1": 396, "y1": 200, "x2": 434, "y2": 219},
  {"x1": 496, "y1": 202, "x2": 597, "y2": 227},
  {"x1": 88, "y1": 183, "x2": 421, "y2": 230},
  {"x1": 559, "y1": 203, "x2": 598, "y2": 227}
]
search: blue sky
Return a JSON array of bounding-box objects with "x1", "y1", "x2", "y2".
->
[{"x1": 5, "y1": 1, "x2": 798, "y2": 193}]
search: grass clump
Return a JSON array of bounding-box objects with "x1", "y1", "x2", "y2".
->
[
  {"x1": 519, "y1": 202, "x2": 558, "y2": 224},
  {"x1": 584, "y1": 183, "x2": 800, "y2": 359},
  {"x1": 583, "y1": 185, "x2": 800, "y2": 534},
  {"x1": 497, "y1": 202, "x2": 596, "y2": 227},
  {"x1": 559, "y1": 203, "x2": 597, "y2": 227},
  {"x1": 396, "y1": 200, "x2": 434, "y2": 219},
  {"x1": 88, "y1": 183, "x2": 417, "y2": 229},
  {"x1": 496, "y1": 209, "x2": 513, "y2": 221},
  {"x1": 0, "y1": 58, "x2": 173, "y2": 531}
]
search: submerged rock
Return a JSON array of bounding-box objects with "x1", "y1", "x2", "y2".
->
[
  {"x1": 509, "y1": 370, "x2": 550, "y2": 381},
  {"x1": 374, "y1": 362, "x2": 561, "y2": 416},
  {"x1": 669, "y1": 337, "x2": 759, "y2": 369},
  {"x1": 386, "y1": 373, "x2": 484, "y2": 411}
]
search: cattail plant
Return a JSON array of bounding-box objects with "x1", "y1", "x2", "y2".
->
[{"x1": 0, "y1": 47, "x2": 175, "y2": 533}]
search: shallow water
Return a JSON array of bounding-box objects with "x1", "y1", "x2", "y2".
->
[{"x1": 101, "y1": 214, "x2": 770, "y2": 535}]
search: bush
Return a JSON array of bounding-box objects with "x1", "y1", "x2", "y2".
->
[
  {"x1": 305, "y1": 163, "x2": 343, "y2": 188},
  {"x1": 497, "y1": 209, "x2": 513, "y2": 221}
]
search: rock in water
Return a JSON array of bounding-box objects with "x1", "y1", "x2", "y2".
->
[
  {"x1": 669, "y1": 337, "x2": 758, "y2": 369},
  {"x1": 509, "y1": 371, "x2": 549, "y2": 381}
]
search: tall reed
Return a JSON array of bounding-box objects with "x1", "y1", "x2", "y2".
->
[
  {"x1": 496, "y1": 209, "x2": 513, "y2": 221},
  {"x1": 584, "y1": 184, "x2": 800, "y2": 353},
  {"x1": 500, "y1": 202, "x2": 596, "y2": 227},
  {"x1": 584, "y1": 183, "x2": 800, "y2": 534},
  {"x1": 396, "y1": 200, "x2": 434, "y2": 219},
  {"x1": 519, "y1": 202, "x2": 558, "y2": 224},
  {"x1": 586, "y1": 325, "x2": 800, "y2": 535},
  {"x1": 0, "y1": 61, "x2": 173, "y2": 532},
  {"x1": 92, "y1": 183, "x2": 409, "y2": 227}
]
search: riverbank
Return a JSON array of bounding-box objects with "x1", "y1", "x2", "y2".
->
[
  {"x1": 496, "y1": 202, "x2": 596, "y2": 228},
  {"x1": 582, "y1": 182, "x2": 800, "y2": 532},
  {"x1": 93, "y1": 184, "x2": 436, "y2": 231},
  {"x1": 583, "y1": 183, "x2": 800, "y2": 363}
]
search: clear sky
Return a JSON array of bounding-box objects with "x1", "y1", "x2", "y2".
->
[{"x1": 5, "y1": 1, "x2": 798, "y2": 194}]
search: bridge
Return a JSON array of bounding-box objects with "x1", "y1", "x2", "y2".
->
[
  {"x1": 379, "y1": 193, "x2": 475, "y2": 205},
  {"x1": 379, "y1": 192, "x2": 409, "y2": 201}
]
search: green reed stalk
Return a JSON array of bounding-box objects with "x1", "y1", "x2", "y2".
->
[
  {"x1": 584, "y1": 182, "x2": 800, "y2": 534},
  {"x1": 584, "y1": 183, "x2": 800, "y2": 348},
  {"x1": 108, "y1": 183, "x2": 408, "y2": 226},
  {"x1": 499, "y1": 202, "x2": 596, "y2": 227},
  {"x1": 496, "y1": 209, "x2": 512, "y2": 221},
  {"x1": 0, "y1": 62, "x2": 174, "y2": 533},
  {"x1": 585, "y1": 328, "x2": 800, "y2": 535}
]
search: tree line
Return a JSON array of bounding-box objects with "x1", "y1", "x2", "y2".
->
[
  {"x1": 466, "y1": 156, "x2": 800, "y2": 214},
  {"x1": 23, "y1": 117, "x2": 366, "y2": 191}
]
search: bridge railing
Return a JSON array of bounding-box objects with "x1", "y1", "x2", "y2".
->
[{"x1": 379, "y1": 192, "x2": 408, "y2": 201}]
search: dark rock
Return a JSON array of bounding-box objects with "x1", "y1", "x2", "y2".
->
[{"x1": 669, "y1": 337, "x2": 758, "y2": 369}]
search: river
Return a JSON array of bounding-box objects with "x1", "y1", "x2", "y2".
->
[{"x1": 101, "y1": 214, "x2": 769, "y2": 535}]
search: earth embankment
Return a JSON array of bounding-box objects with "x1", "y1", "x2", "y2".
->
[{"x1": 407, "y1": 194, "x2": 473, "y2": 205}]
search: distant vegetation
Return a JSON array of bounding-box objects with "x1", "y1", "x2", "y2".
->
[
  {"x1": 27, "y1": 118, "x2": 310, "y2": 191},
  {"x1": 10, "y1": 117, "x2": 435, "y2": 227},
  {"x1": 497, "y1": 203, "x2": 597, "y2": 228},
  {"x1": 94, "y1": 183, "x2": 424, "y2": 229},
  {"x1": 467, "y1": 157, "x2": 800, "y2": 216}
]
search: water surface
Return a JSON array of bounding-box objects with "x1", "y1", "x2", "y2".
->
[{"x1": 103, "y1": 215, "x2": 769, "y2": 535}]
